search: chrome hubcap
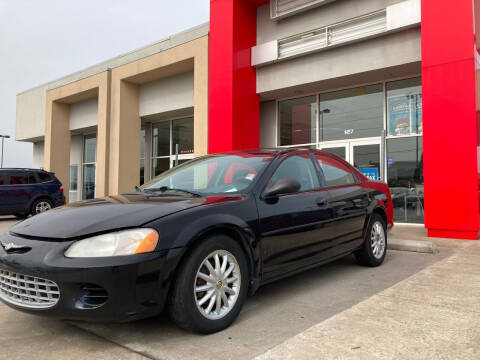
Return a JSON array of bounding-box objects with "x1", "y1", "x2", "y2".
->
[
  {"x1": 194, "y1": 250, "x2": 241, "y2": 320},
  {"x1": 35, "y1": 201, "x2": 51, "y2": 214},
  {"x1": 371, "y1": 221, "x2": 386, "y2": 259}
]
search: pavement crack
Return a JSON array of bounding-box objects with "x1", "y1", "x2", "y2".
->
[{"x1": 68, "y1": 322, "x2": 164, "y2": 360}]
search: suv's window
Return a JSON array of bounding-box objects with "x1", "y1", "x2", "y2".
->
[
  {"x1": 0, "y1": 174, "x2": 5, "y2": 185},
  {"x1": 316, "y1": 155, "x2": 356, "y2": 187},
  {"x1": 270, "y1": 154, "x2": 320, "y2": 192},
  {"x1": 37, "y1": 172, "x2": 52, "y2": 183},
  {"x1": 10, "y1": 172, "x2": 37, "y2": 185}
]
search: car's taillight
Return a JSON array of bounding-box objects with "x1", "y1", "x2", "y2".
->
[{"x1": 60, "y1": 187, "x2": 64, "y2": 193}]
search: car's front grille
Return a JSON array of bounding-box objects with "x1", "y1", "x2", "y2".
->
[{"x1": 0, "y1": 269, "x2": 60, "y2": 309}]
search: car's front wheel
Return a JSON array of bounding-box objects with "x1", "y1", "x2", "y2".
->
[
  {"x1": 31, "y1": 198, "x2": 53, "y2": 215},
  {"x1": 355, "y1": 213, "x2": 387, "y2": 267},
  {"x1": 168, "y1": 234, "x2": 249, "y2": 334}
]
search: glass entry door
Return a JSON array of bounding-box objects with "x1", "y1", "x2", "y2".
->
[{"x1": 319, "y1": 138, "x2": 381, "y2": 181}]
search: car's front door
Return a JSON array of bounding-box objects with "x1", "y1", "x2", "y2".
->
[{"x1": 257, "y1": 152, "x2": 335, "y2": 281}]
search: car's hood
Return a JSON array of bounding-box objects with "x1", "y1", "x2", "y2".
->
[{"x1": 9, "y1": 193, "x2": 205, "y2": 240}]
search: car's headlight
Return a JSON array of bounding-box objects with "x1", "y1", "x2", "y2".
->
[{"x1": 64, "y1": 228, "x2": 159, "y2": 258}]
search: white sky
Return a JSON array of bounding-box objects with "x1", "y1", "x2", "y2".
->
[{"x1": 0, "y1": 0, "x2": 209, "y2": 167}]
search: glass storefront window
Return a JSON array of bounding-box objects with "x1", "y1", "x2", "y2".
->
[
  {"x1": 140, "y1": 129, "x2": 145, "y2": 185},
  {"x1": 152, "y1": 158, "x2": 170, "y2": 177},
  {"x1": 152, "y1": 121, "x2": 170, "y2": 157},
  {"x1": 278, "y1": 96, "x2": 317, "y2": 146},
  {"x1": 151, "y1": 118, "x2": 194, "y2": 178},
  {"x1": 69, "y1": 165, "x2": 78, "y2": 191},
  {"x1": 320, "y1": 84, "x2": 383, "y2": 141},
  {"x1": 140, "y1": 128, "x2": 146, "y2": 159},
  {"x1": 82, "y1": 164, "x2": 96, "y2": 200},
  {"x1": 387, "y1": 136, "x2": 424, "y2": 223},
  {"x1": 172, "y1": 117, "x2": 194, "y2": 155},
  {"x1": 387, "y1": 77, "x2": 422, "y2": 136},
  {"x1": 83, "y1": 134, "x2": 97, "y2": 163},
  {"x1": 82, "y1": 134, "x2": 96, "y2": 200}
]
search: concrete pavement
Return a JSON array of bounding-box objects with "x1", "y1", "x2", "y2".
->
[{"x1": 257, "y1": 233, "x2": 480, "y2": 360}]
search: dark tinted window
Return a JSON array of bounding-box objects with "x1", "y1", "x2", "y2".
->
[
  {"x1": 0, "y1": 174, "x2": 5, "y2": 185},
  {"x1": 37, "y1": 172, "x2": 52, "y2": 183},
  {"x1": 316, "y1": 155, "x2": 356, "y2": 187},
  {"x1": 10, "y1": 174, "x2": 27, "y2": 184},
  {"x1": 9, "y1": 172, "x2": 37, "y2": 185},
  {"x1": 270, "y1": 154, "x2": 320, "y2": 192}
]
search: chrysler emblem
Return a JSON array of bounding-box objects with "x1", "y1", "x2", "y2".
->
[{"x1": 1, "y1": 242, "x2": 30, "y2": 253}]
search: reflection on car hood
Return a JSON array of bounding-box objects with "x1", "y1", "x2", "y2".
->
[{"x1": 10, "y1": 193, "x2": 205, "y2": 240}]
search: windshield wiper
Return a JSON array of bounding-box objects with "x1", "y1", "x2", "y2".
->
[{"x1": 145, "y1": 186, "x2": 202, "y2": 197}]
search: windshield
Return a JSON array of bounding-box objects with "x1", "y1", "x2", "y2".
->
[{"x1": 140, "y1": 154, "x2": 274, "y2": 195}]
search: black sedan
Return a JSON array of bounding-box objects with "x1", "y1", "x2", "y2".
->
[{"x1": 0, "y1": 149, "x2": 393, "y2": 334}]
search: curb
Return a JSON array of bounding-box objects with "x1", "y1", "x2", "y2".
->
[{"x1": 388, "y1": 238, "x2": 439, "y2": 254}]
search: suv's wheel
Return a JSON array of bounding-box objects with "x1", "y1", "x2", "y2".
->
[
  {"x1": 355, "y1": 213, "x2": 387, "y2": 267},
  {"x1": 168, "y1": 234, "x2": 249, "y2": 334},
  {"x1": 31, "y1": 198, "x2": 53, "y2": 215}
]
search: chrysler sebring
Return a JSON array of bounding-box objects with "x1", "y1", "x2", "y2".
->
[{"x1": 0, "y1": 149, "x2": 393, "y2": 333}]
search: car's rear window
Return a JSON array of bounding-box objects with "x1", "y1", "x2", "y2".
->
[{"x1": 37, "y1": 172, "x2": 52, "y2": 183}]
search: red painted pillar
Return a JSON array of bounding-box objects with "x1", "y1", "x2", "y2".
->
[
  {"x1": 209, "y1": 0, "x2": 261, "y2": 153},
  {"x1": 422, "y1": 0, "x2": 480, "y2": 239}
]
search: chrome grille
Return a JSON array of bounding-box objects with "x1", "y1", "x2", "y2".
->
[{"x1": 0, "y1": 269, "x2": 60, "y2": 309}]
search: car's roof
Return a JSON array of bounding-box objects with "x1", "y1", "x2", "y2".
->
[
  {"x1": 0, "y1": 168, "x2": 49, "y2": 172},
  {"x1": 215, "y1": 148, "x2": 322, "y2": 156}
]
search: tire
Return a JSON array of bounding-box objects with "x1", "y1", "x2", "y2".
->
[
  {"x1": 355, "y1": 213, "x2": 387, "y2": 267},
  {"x1": 30, "y1": 198, "x2": 53, "y2": 216},
  {"x1": 168, "y1": 234, "x2": 249, "y2": 334}
]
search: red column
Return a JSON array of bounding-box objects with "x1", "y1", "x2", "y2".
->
[
  {"x1": 422, "y1": 0, "x2": 480, "y2": 239},
  {"x1": 209, "y1": 0, "x2": 266, "y2": 153}
]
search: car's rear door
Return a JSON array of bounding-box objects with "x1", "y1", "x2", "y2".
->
[
  {"x1": 0, "y1": 171, "x2": 10, "y2": 213},
  {"x1": 8, "y1": 171, "x2": 38, "y2": 213},
  {"x1": 313, "y1": 153, "x2": 369, "y2": 254},
  {"x1": 257, "y1": 152, "x2": 334, "y2": 281}
]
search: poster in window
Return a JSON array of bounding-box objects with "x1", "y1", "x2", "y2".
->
[
  {"x1": 388, "y1": 95, "x2": 411, "y2": 136},
  {"x1": 413, "y1": 93, "x2": 422, "y2": 134},
  {"x1": 388, "y1": 93, "x2": 422, "y2": 136}
]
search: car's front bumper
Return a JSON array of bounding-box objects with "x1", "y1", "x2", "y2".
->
[{"x1": 0, "y1": 232, "x2": 182, "y2": 322}]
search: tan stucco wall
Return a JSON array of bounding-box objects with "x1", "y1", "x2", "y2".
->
[
  {"x1": 108, "y1": 35, "x2": 208, "y2": 195},
  {"x1": 44, "y1": 71, "x2": 110, "y2": 202}
]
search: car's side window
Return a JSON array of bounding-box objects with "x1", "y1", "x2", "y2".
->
[
  {"x1": 27, "y1": 172, "x2": 37, "y2": 184},
  {"x1": 270, "y1": 154, "x2": 320, "y2": 192},
  {"x1": 0, "y1": 174, "x2": 5, "y2": 185},
  {"x1": 316, "y1": 155, "x2": 356, "y2": 187},
  {"x1": 10, "y1": 173, "x2": 27, "y2": 185}
]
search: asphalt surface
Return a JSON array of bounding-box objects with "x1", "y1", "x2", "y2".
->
[{"x1": 0, "y1": 216, "x2": 450, "y2": 360}]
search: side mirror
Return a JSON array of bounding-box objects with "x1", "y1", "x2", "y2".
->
[{"x1": 264, "y1": 178, "x2": 301, "y2": 198}]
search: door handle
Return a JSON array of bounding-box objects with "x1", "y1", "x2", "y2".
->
[{"x1": 316, "y1": 197, "x2": 328, "y2": 207}]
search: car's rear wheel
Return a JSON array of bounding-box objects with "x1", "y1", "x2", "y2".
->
[
  {"x1": 168, "y1": 234, "x2": 249, "y2": 334},
  {"x1": 355, "y1": 213, "x2": 387, "y2": 267},
  {"x1": 31, "y1": 198, "x2": 53, "y2": 216}
]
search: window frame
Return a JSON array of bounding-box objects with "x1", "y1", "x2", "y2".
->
[
  {"x1": 313, "y1": 152, "x2": 360, "y2": 189},
  {"x1": 261, "y1": 151, "x2": 322, "y2": 198}
]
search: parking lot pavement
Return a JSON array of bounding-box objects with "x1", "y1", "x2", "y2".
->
[
  {"x1": 0, "y1": 218, "x2": 451, "y2": 360},
  {"x1": 257, "y1": 240, "x2": 480, "y2": 360},
  {"x1": 0, "y1": 216, "x2": 17, "y2": 234}
]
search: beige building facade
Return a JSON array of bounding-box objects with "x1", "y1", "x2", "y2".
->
[{"x1": 16, "y1": 24, "x2": 209, "y2": 202}]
